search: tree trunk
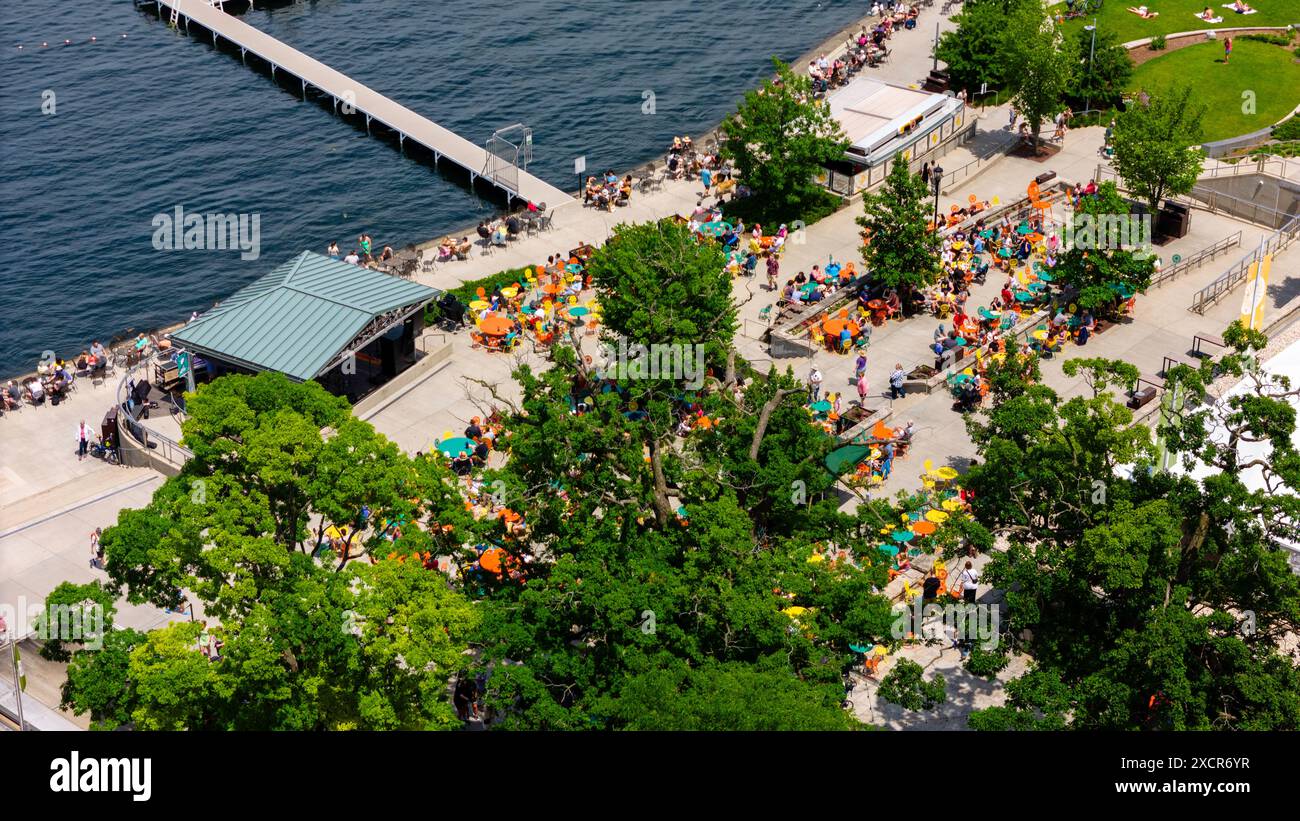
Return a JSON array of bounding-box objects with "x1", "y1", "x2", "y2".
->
[
  {"x1": 647, "y1": 437, "x2": 675, "y2": 528},
  {"x1": 724, "y1": 348, "x2": 737, "y2": 387},
  {"x1": 750, "y1": 388, "x2": 798, "y2": 460}
]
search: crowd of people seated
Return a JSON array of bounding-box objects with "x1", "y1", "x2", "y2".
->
[{"x1": 584, "y1": 170, "x2": 635, "y2": 210}]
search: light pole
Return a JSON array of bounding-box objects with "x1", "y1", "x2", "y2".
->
[
  {"x1": 932, "y1": 166, "x2": 944, "y2": 229},
  {"x1": 1084, "y1": 21, "x2": 1097, "y2": 114},
  {"x1": 932, "y1": 22, "x2": 941, "y2": 73}
]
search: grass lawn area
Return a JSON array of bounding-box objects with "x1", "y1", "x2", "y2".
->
[
  {"x1": 1128, "y1": 39, "x2": 1300, "y2": 141},
  {"x1": 1054, "y1": 0, "x2": 1300, "y2": 45}
]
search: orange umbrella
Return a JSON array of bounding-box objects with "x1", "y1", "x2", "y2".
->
[
  {"x1": 480, "y1": 548, "x2": 505, "y2": 575},
  {"x1": 480, "y1": 314, "x2": 512, "y2": 336}
]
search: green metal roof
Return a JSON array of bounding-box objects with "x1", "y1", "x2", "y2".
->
[{"x1": 171, "y1": 251, "x2": 438, "y2": 381}]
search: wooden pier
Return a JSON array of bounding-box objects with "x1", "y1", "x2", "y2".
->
[{"x1": 147, "y1": 0, "x2": 571, "y2": 208}]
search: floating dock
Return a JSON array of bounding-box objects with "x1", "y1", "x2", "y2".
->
[{"x1": 146, "y1": 0, "x2": 571, "y2": 208}]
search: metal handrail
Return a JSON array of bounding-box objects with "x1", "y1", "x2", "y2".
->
[
  {"x1": 1152, "y1": 230, "x2": 1242, "y2": 288},
  {"x1": 1189, "y1": 215, "x2": 1300, "y2": 313},
  {"x1": 115, "y1": 352, "x2": 193, "y2": 466},
  {"x1": 939, "y1": 130, "x2": 1019, "y2": 191},
  {"x1": 1201, "y1": 156, "x2": 1293, "y2": 179}
]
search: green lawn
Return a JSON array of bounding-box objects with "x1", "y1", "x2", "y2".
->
[
  {"x1": 1054, "y1": 0, "x2": 1300, "y2": 45},
  {"x1": 1127, "y1": 39, "x2": 1300, "y2": 141}
]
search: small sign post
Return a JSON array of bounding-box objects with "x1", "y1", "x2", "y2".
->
[{"x1": 574, "y1": 155, "x2": 586, "y2": 196}]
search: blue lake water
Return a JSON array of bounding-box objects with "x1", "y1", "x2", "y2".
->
[{"x1": 0, "y1": 0, "x2": 867, "y2": 377}]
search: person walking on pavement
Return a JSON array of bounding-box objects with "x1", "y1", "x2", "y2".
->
[
  {"x1": 857, "y1": 372, "x2": 869, "y2": 405},
  {"x1": 76, "y1": 420, "x2": 93, "y2": 461},
  {"x1": 889, "y1": 364, "x2": 906, "y2": 399},
  {"x1": 959, "y1": 560, "x2": 980, "y2": 604},
  {"x1": 809, "y1": 367, "x2": 823, "y2": 403},
  {"x1": 89, "y1": 527, "x2": 104, "y2": 570}
]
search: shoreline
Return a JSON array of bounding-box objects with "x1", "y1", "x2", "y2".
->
[{"x1": 1, "y1": 3, "x2": 900, "y2": 384}]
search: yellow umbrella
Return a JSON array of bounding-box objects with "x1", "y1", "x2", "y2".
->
[
  {"x1": 926, "y1": 509, "x2": 949, "y2": 523},
  {"x1": 807, "y1": 553, "x2": 825, "y2": 564},
  {"x1": 782, "y1": 606, "x2": 809, "y2": 618},
  {"x1": 942, "y1": 498, "x2": 963, "y2": 512}
]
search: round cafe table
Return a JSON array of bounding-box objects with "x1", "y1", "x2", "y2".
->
[
  {"x1": 979, "y1": 229, "x2": 995, "y2": 240},
  {"x1": 1015, "y1": 223, "x2": 1033, "y2": 236},
  {"x1": 565, "y1": 263, "x2": 584, "y2": 275},
  {"x1": 436, "y1": 436, "x2": 474, "y2": 457},
  {"x1": 878, "y1": 544, "x2": 900, "y2": 558},
  {"x1": 809, "y1": 400, "x2": 833, "y2": 415},
  {"x1": 952, "y1": 373, "x2": 974, "y2": 386},
  {"x1": 997, "y1": 248, "x2": 1013, "y2": 258},
  {"x1": 542, "y1": 282, "x2": 563, "y2": 296},
  {"x1": 978, "y1": 307, "x2": 1001, "y2": 321},
  {"x1": 567, "y1": 306, "x2": 590, "y2": 318},
  {"x1": 800, "y1": 282, "x2": 819, "y2": 297},
  {"x1": 699, "y1": 220, "x2": 731, "y2": 238},
  {"x1": 912, "y1": 520, "x2": 937, "y2": 536},
  {"x1": 1027, "y1": 281, "x2": 1047, "y2": 293},
  {"x1": 935, "y1": 466, "x2": 959, "y2": 481},
  {"x1": 1036, "y1": 271, "x2": 1053, "y2": 283},
  {"x1": 469, "y1": 299, "x2": 489, "y2": 312},
  {"x1": 1031, "y1": 329, "x2": 1049, "y2": 342},
  {"x1": 1014, "y1": 291, "x2": 1035, "y2": 303},
  {"x1": 479, "y1": 314, "x2": 513, "y2": 336},
  {"x1": 501, "y1": 286, "x2": 519, "y2": 299},
  {"x1": 892, "y1": 530, "x2": 915, "y2": 544},
  {"x1": 925, "y1": 509, "x2": 950, "y2": 523},
  {"x1": 866, "y1": 299, "x2": 887, "y2": 325},
  {"x1": 941, "y1": 498, "x2": 963, "y2": 512},
  {"x1": 953, "y1": 336, "x2": 967, "y2": 346},
  {"x1": 822, "y1": 317, "x2": 860, "y2": 338}
]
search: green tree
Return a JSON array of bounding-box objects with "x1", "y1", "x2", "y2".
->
[
  {"x1": 935, "y1": 0, "x2": 1037, "y2": 96},
  {"x1": 597, "y1": 660, "x2": 858, "y2": 730},
  {"x1": 472, "y1": 345, "x2": 900, "y2": 728},
  {"x1": 964, "y1": 346, "x2": 1300, "y2": 730},
  {"x1": 720, "y1": 57, "x2": 848, "y2": 225},
  {"x1": 878, "y1": 659, "x2": 947, "y2": 711},
  {"x1": 33, "y1": 581, "x2": 116, "y2": 663},
  {"x1": 61, "y1": 373, "x2": 479, "y2": 730},
  {"x1": 587, "y1": 220, "x2": 737, "y2": 374},
  {"x1": 1068, "y1": 25, "x2": 1133, "y2": 110},
  {"x1": 1004, "y1": 7, "x2": 1074, "y2": 151},
  {"x1": 1112, "y1": 85, "x2": 1207, "y2": 214},
  {"x1": 857, "y1": 161, "x2": 941, "y2": 301}
]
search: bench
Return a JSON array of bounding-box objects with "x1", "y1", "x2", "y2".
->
[
  {"x1": 1192, "y1": 332, "x2": 1227, "y2": 357},
  {"x1": 1161, "y1": 353, "x2": 1200, "y2": 377}
]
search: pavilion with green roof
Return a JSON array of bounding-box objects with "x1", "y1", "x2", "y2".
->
[{"x1": 171, "y1": 251, "x2": 439, "y2": 399}]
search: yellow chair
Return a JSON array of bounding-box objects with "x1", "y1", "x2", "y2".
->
[{"x1": 441, "y1": 429, "x2": 453, "y2": 441}]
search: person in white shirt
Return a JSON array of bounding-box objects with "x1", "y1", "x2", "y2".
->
[
  {"x1": 77, "y1": 420, "x2": 93, "y2": 461},
  {"x1": 343, "y1": 250, "x2": 361, "y2": 265},
  {"x1": 959, "y1": 560, "x2": 980, "y2": 603},
  {"x1": 808, "y1": 367, "x2": 823, "y2": 402}
]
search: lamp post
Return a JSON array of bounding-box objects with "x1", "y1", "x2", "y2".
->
[
  {"x1": 932, "y1": 165, "x2": 944, "y2": 229},
  {"x1": 1084, "y1": 21, "x2": 1097, "y2": 114}
]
